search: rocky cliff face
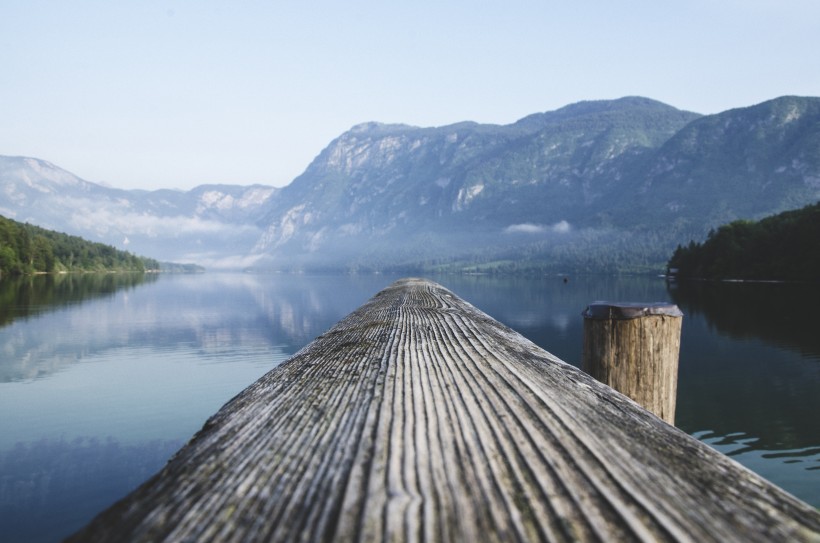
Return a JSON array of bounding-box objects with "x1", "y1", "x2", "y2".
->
[{"x1": 252, "y1": 97, "x2": 711, "y2": 270}]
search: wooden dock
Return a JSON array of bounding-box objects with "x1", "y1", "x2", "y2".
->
[{"x1": 68, "y1": 278, "x2": 820, "y2": 542}]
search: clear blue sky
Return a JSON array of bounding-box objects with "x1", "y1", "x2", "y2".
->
[{"x1": 2, "y1": 1, "x2": 819, "y2": 190}]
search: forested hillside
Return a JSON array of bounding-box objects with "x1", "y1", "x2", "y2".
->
[
  {"x1": 667, "y1": 202, "x2": 820, "y2": 280},
  {"x1": 0, "y1": 215, "x2": 159, "y2": 277}
]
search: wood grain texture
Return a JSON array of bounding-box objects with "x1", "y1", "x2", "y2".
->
[
  {"x1": 582, "y1": 310, "x2": 681, "y2": 424},
  {"x1": 67, "y1": 278, "x2": 820, "y2": 542}
]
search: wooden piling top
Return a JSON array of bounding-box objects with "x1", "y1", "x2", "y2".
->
[
  {"x1": 68, "y1": 278, "x2": 820, "y2": 542},
  {"x1": 582, "y1": 300, "x2": 683, "y2": 424},
  {"x1": 583, "y1": 302, "x2": 683, "y2": 320}
]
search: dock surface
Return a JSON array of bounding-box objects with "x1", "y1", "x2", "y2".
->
[{"x1": 68, "y1": 278, "x2": 820, "y2": 542}]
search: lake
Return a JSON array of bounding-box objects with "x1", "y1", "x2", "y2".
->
[{"x1": 1, "y1": 272, "x2": 818, "y2": 542}]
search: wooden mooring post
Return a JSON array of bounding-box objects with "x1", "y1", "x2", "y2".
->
[
  {"x1": 581, "y1": 302, "x2": 683, "y2": 424},
  {"x1": 67, "y1": 279, "x2": 820, "y2": 542}
]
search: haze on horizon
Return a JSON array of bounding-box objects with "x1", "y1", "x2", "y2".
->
[{"x1": 2, "y1": 1, "x2": 819, "y2": 192}]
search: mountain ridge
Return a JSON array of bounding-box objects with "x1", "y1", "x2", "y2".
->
[{"x1": 2, "y1": 95, "x2": 818, "y2": 273}]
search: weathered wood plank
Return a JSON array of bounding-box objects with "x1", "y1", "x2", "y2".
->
[
  {"x1": 67, "y1": 278, "x2": 820, "y2": 542},
  {"x1": 582, "y1": 302, "x2": 682, "y2": 424}
]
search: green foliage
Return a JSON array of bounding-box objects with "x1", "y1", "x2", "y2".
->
[
  {"x1": 0, "y1": 214, "x2": 158, "y2": 278},
  {"x1": 668, "y1": 202, "x2": 820, "y2": 280}
]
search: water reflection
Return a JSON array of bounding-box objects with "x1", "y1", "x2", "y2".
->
[
  {"x1": 0, "y1": 273, "x2": 398, "y2": 383},
  {"x1": 668, "y1": 280, "x2": 820, "y2": 361},
  {"x1": 0, "y1": 437, "x2": 182, "y2": 543},
  {"x1": 666, "y1": 280, "x2": 820, "y2": 506},
  {"x1": 669, "y1": 280, "x2": 820, "y2": 448},
  {"x1": 0, "y1": 273, "x2": 156, "y2": 328}
]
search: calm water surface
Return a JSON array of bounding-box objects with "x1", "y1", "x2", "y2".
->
[{"x1": 1, "y1": 273, "x2": 818, "y2": 542}]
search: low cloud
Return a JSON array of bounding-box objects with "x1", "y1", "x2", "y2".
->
[
  {"x1": 552, "y1": 220, "x2": 571, "y2": 233},
  {"x1": 505, "y1": 223, "x2": 546, "y2": 234},
  {"x1": 65, "y1": 198, "x2": 257, "y2": 237},
  {"x1": 179, "y1": 252, "x2": 267, "y2": 270},
  {"x1": 504, "y1": 221, "x2": 571, "y2": 235}
]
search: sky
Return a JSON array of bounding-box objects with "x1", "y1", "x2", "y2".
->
[{"x1": 2, "y1": 1, "x2": 819, "y2": 191}]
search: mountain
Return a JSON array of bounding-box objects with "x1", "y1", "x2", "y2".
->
[
  {"x1": 253, "y1": 97, "x2": 702, "y2": 270},
  {"x1": 2, "y1": 96, "x2": 819, "y2": 273},
  {"x1": 621, "y1": 96, "x2": 820, "y2": 227},
  {"x1": 0, "y1": 156, "x2": 277, "y2": 268},
  {"x1": 253, "y1": 96, "x2": 820, "y2": 272}
]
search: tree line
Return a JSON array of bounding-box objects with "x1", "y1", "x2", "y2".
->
[
  {"x1": 0, "y1": 214, "x2": 159, "y2": 277},
  {"x1": 667, "y1": 202, "x2": 820, "y2": 281}
]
